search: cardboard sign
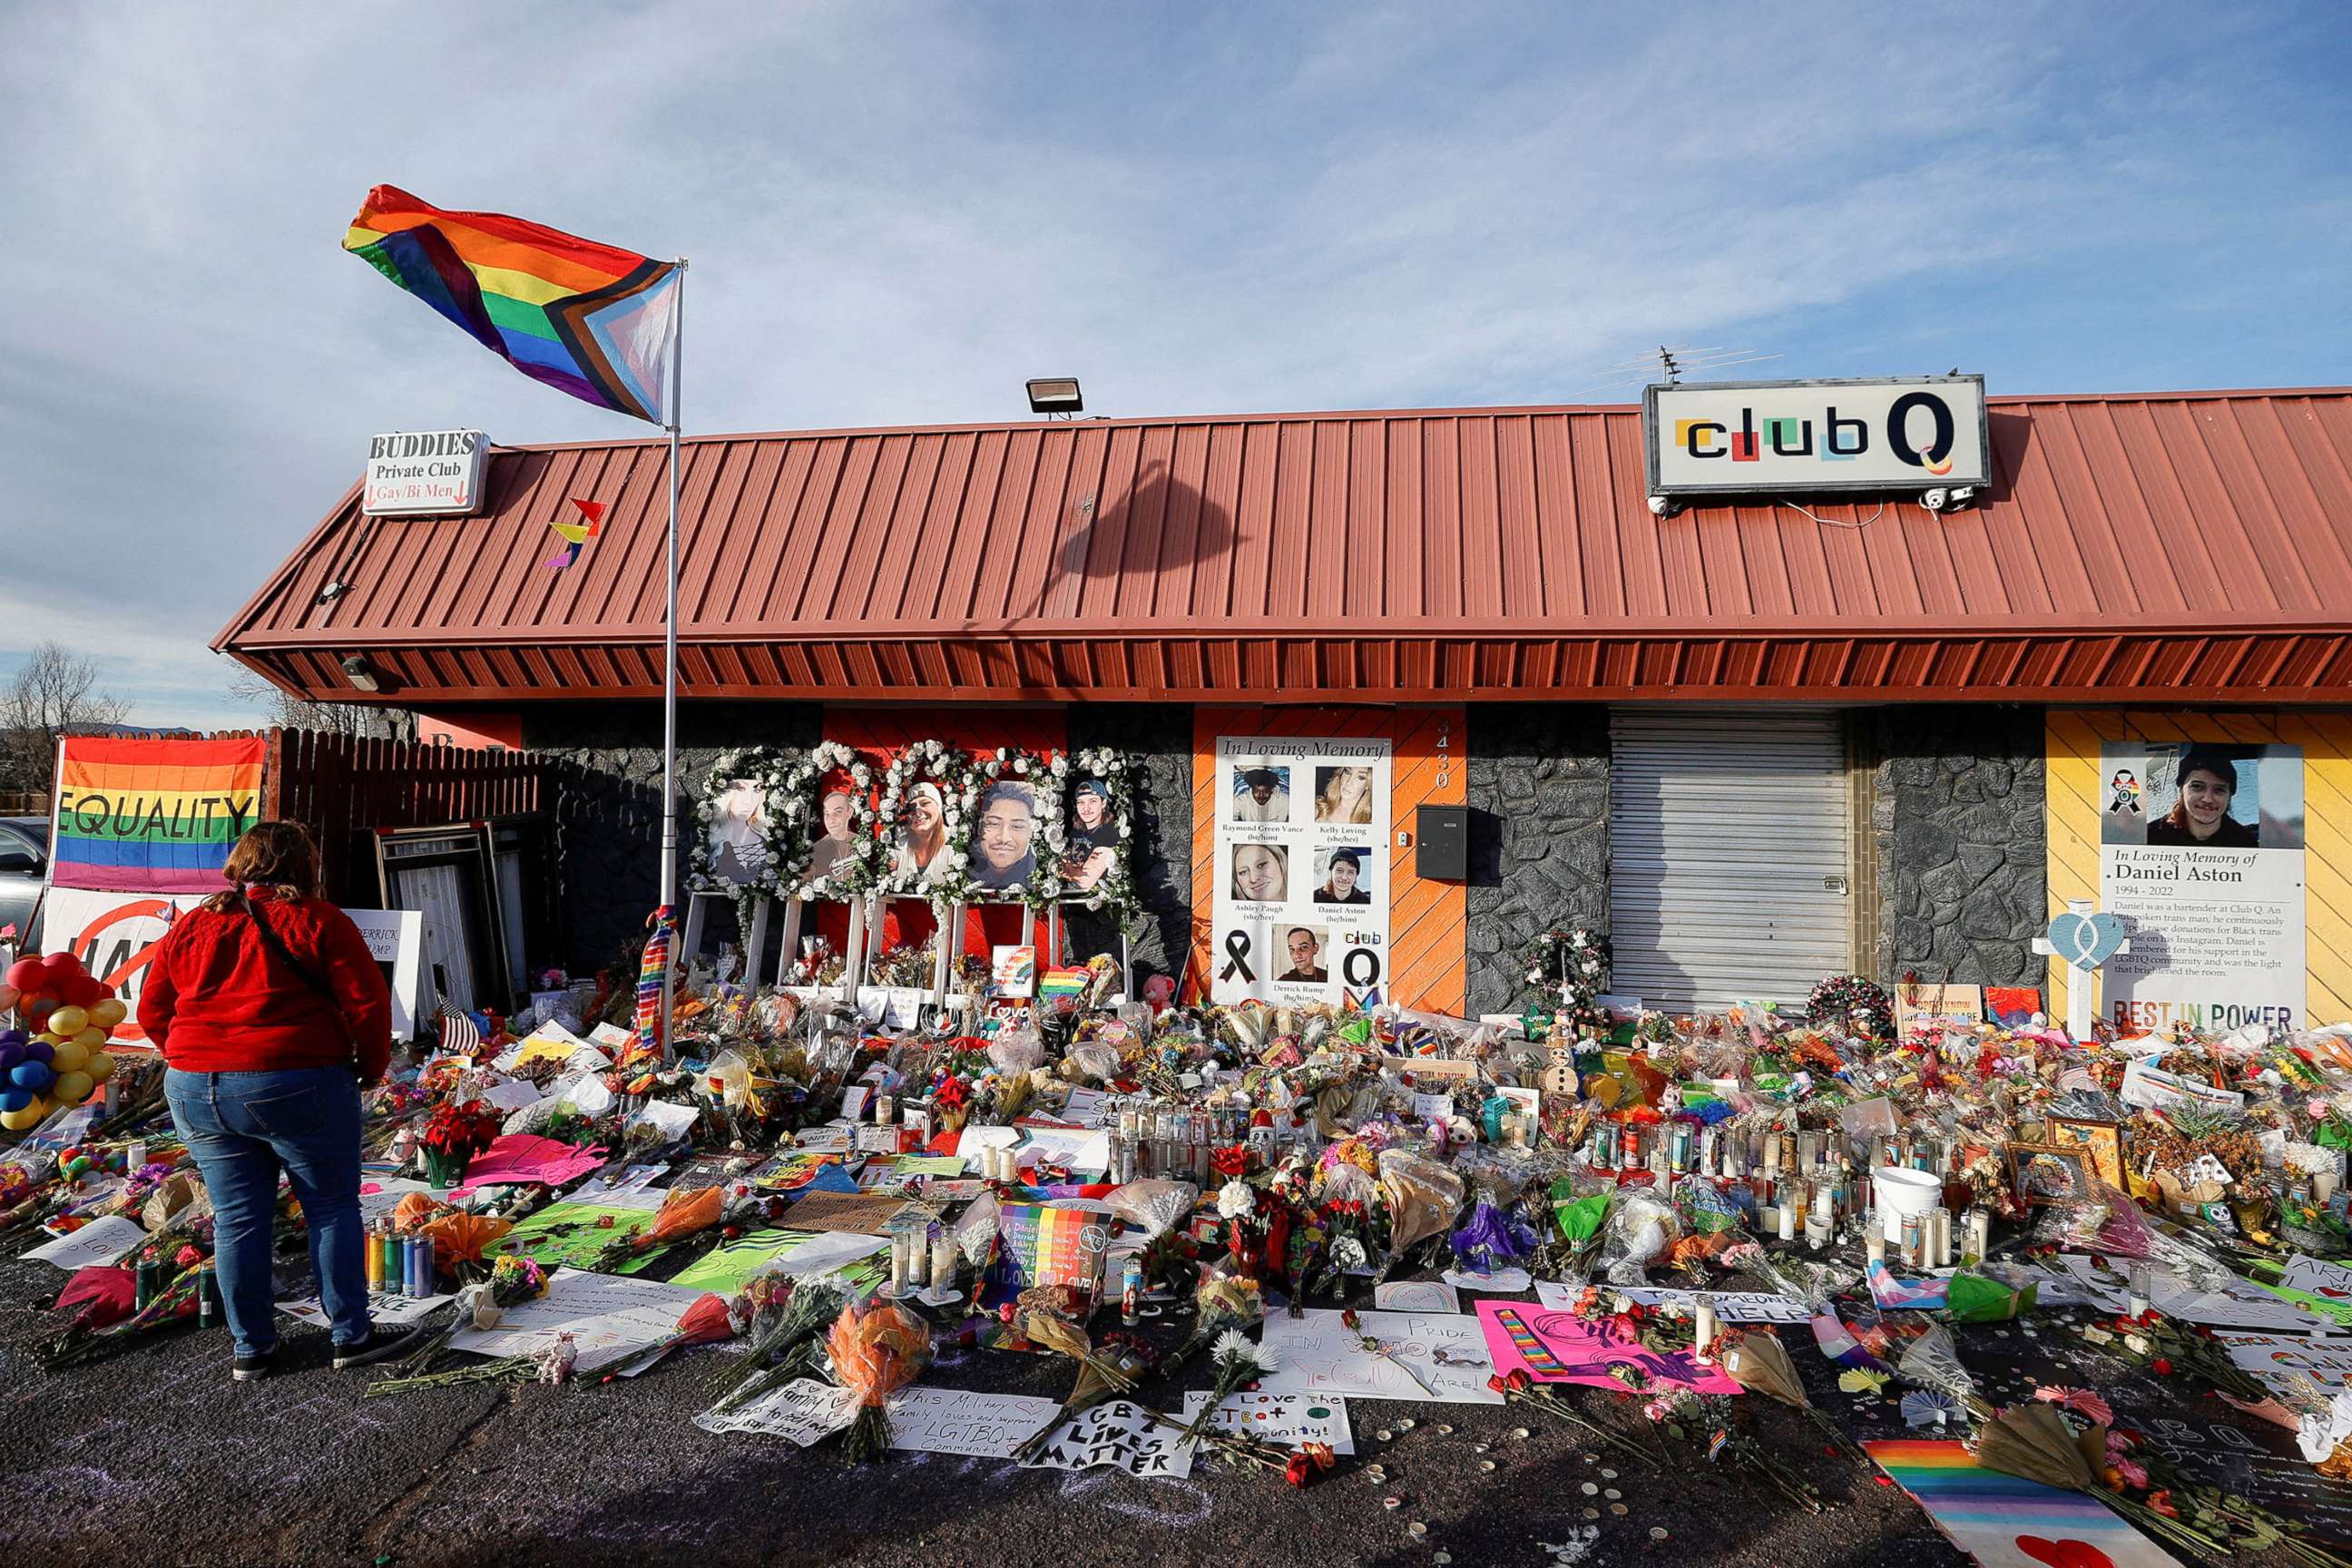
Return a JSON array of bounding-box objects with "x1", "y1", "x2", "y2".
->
[
  {"x1": 1257, "y1": 1308, "x2": 1503, "y2": 1405},
  {"x1": 995, "y1": 1200, "x2": 1112, "y2": 1294},
  {"x1": 1018, "y1": 1398, "x2": 1193, "y2": 1478},
  {"x1": 1895, "y1": 983, "x2": 1984, "y2": 1034},
  {"x1": 1476, "y1": 1299, "x2": 1739, "y2": 1394}
]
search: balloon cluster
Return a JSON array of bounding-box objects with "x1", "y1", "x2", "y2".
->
[{"x1": 0, "y1": 953, "x2": 122, "y2": 1131}]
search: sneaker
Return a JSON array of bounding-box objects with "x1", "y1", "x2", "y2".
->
[
  {"x1": 232, "y1": 1346, "x2": 277, "y2": 1381},
  {"x1": 332, "y1": 1327, "x2": 418, "y2": 1371}
]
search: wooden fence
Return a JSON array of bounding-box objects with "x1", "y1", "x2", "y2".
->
[
  {"x1": 78, "y1": 727, "x2": 552, "y2": 904},
  {"x1": 266, "y1": 729, "x2": 549, "y2": 903}
]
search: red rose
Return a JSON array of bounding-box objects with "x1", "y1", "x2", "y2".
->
[
  {"x1": 1285, "y1": 1453, "x2": 1312, "y2": 1487},
  {"x1": 1507, "y1": 1369, "x2": 1534, "y2": 1394},
  {"x1": 1487, "y1": 1374, "x2": 1508, "y2": 1394},
  {"x1": 2152, "y1": 1357, "x2": 2173, "y2": 1376}
]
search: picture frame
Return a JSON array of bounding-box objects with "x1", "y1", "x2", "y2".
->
[
  {"x1": 2004, "y1": 1142, "x2": 2094, "y2": 1208},
  {"x1": 2045, "y1": 1116, "x2": 2126, "y2": 1191}
]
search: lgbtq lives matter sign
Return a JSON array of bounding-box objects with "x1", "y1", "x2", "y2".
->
[{"x1": 50, "y1": 735, "x2": 266, "y2": 893}]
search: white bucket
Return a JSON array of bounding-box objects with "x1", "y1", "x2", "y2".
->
[{"x1": 1873, "y1": 1165, "x2": 1942, "y2": 1245}]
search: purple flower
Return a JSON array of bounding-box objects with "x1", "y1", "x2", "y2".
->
[{"x1": 1450, "y1": 1195, "x2": 1537, "y2": 1270}]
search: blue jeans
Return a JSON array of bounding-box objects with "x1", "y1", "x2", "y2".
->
[{"x1": 165, "y1": 1067, "x2": 370, "y2": 1358}]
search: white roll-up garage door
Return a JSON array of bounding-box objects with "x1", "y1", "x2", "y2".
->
[{"x1": 1608, "y1": 708, "x2": 1852, "y2": 1012}]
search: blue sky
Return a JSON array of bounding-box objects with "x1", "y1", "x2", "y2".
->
[{"x1": 2, "y1": 2, "x2": 2347, "y2": 726}]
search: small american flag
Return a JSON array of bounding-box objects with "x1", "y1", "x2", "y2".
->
[{"x1": 436, "y1": 1004, "x2": 482, "y2": 1056}]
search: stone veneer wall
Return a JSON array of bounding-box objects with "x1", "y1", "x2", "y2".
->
[
  {"x1": 521, "y1": 701, "x2": 822, "y2": 973},
  {"x1": 1066, "y1": 704, "x2": 1194, "y2": 988},
  {"x1": 1872, "y1": 705, "x2": 2047, "y2": 987},
  {"x1": 1465, "y1": 705, "x2": 1612, "y2": 1016}
]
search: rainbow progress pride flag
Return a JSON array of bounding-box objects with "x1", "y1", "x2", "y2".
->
[
  {"x1": 343, "y1": 185, "x2": 678, "y2": 424},
  {"x1": 52, "y1": 737, "x2": 267, "y2": 893}
]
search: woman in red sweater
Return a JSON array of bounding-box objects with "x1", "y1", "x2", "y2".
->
[{"x1": 143, "y1": 821, "x2": 402, "y2": 1379}]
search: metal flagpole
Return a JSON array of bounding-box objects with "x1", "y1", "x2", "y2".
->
[{"x1": 657, "y1": 259, "x2": 688, "y2": 1051}]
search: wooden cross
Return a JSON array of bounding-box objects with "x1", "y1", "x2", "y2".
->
[{"x1": 2030, "y1": 897, "x2": 2131, "y2": 1041}]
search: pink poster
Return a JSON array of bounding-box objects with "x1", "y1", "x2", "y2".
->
[{"x1": 1475, "y1": 1299, "x2": 1740, "y2": 1395}]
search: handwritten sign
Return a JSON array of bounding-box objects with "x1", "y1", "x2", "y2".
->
[
  {"x1": 1258, "y1": 1308, "x2": 1503, "y2": 1405},
  {"x1": 1477, "y1": 1299, "x2": 1739, "y2": 1395},
  {"x1": 21, "y1": 1215, "x2": 146, "y2": 1269},
  {"x1": 1177, "y1": 1389, "x2": 1354, "y2": 1454},
  {"x1": 698, "y1": 1380, "x2": 1063, "y2": 1459},
  {"x1": 1533, "y1": 1280, "x2": 1811, "y2": 1324},
  {"x1": 1017, "y1": 1398, "x2": 1193, "y2": 1477}
]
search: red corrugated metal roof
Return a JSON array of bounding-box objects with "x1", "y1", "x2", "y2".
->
[{"x1": 217, "y1": 388, "x2": 2352, "y2": 704}]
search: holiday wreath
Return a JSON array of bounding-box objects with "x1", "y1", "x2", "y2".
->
[{"x1": 1519, "y1": 926, "x2": 1611, "y2": 1031}]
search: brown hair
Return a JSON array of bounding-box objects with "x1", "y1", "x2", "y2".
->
[{"x1": 201, "y1": 820, "x2": 323, "y2": 911}]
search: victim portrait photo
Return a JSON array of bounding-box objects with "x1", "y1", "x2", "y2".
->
[
  {"x1": 1313, "y1": 847, "x2": 1373, "y2": 905},
  {"x1": 801, "y1": 785, "x2": 857, "y2": 879},
  {"x1": 1229, "y1": 841, "x2": 1287, "y2": 904},
  {"x1": 891, "y1": 779, "x2": 949, "y2": 889},
  {"x1": 969, "y1": 779, "x2": 1039, "y2": 893},
  {"x1": 1230, "y1": 765, "x2": 1291, "y2": 822},
  {"x1": 1313, "y1": 764, "x2": 1374, "y2": 825},
  {"x1": 705, "y1": 779, "x2": 770, "y2": 887},
  {"x1": 1276, "y1": 925, "x2": 1328, "y2": 984},
  {"x1": 1059, "y1": 776, "x2": 1119, "y2": 893}
]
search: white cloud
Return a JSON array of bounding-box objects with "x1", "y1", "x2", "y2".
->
[{"x1": 0, "y1": 0, "x2": 2346, "y2": 713}]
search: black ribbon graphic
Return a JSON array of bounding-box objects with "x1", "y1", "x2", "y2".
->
[{"x1": 1220, "y1": 930, "x2": 1255, "y2": 983}]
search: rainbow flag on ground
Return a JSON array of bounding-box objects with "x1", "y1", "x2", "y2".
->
[
  {"x1": 50, "y1": 737, "x2": 266, "y2": 893},
  {"x1": 343, "y1": 185, "x2": 679, "y2": 424},
  {"x1": 1865, "y1": 1440, "x2": 2182, "y2": 1568}
]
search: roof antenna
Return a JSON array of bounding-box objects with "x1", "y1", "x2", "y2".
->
[{"x1": 1571, "y1": 345, "x2": 1783, "y2": 402}]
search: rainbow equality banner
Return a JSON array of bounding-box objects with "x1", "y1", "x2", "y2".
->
[{"x1": 50, "y1": 736, "x2": 267, "y2": 893}]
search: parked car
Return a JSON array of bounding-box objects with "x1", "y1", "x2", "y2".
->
[{"x1": 0, "y1": 817, "x2": 49, "y2": 948}]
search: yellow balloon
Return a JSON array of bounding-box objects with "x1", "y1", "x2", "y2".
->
[
  {"x1": 34, "y1": 1033, "x2": 63, "y2": 1047},
  {"x1": 89, "y1": 998, "x2": 128, "y2": 1029},
  {"x1": 49, "y1": 1041, "x2": 89, "y2": 1073},
  {"x1": 52, "y1": 1071, "x2": 93, "y2": 1105},
  {"x1": 72, "y1": 1027, "x2": 105, "y2": 1051},
  {"x1": 85, "y1": 1051, "x2": 114, "y2": 1083},
  {"x1": 47, "y1": 1005, "x2": 88, "y2": 1037},
  {"x1": 0, "y1": 1098, "x2": 46, "y2": 1131}
]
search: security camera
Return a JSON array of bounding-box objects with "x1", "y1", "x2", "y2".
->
[
  {"x1": 1919, "y1": 487, "x2": 1948, "y2": 513},
  {"x1": 1647, "y1": 495, "x2": 1680, "y2": 518}
]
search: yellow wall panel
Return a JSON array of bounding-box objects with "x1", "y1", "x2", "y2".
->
[{"x1": 2045, "y1": 710, "x2": 2352, "y2": 1030}]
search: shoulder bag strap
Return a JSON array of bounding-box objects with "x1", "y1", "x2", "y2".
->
[{"x1": 240, "y1": 892, "x2": 358, "y2": 1050}]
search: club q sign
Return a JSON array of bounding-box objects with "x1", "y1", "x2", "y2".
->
[
  {"x1": 361, "y1": 428, "x2": 491, "y2": 516},
  {"x1": 1643, "y1": 375, "x2": 1988, "y2": 497}
]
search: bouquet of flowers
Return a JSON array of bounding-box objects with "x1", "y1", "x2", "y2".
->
[
  {"x1": 706, "y1": 1276, "x2": 851, "y2": 1419},
  {"x1": 418, "y1": 1101, "x2": 503, "y2": 1187},
  {"x1": 1717, "y1": 1328, "x2": 1867, "y2": 1460},
  {"x1": 602, "y1": 1291, "x2": 739, "y2": 1379},
  {"x1": 1485, "y1": 1367, "x2": 1658, "y2": 1466},
  {"x1": 1011, "y1": 1291, "x2": 1145, "y2": 1464},
  {"x1": 586, "y1": 1183, "x2": 726, "y2": 1273},
  {"x1": 1161, "y1": 1269, "x2": 1262, "y2": 1377},
  {"x1": 1450, "y1": 1193, "x2": 1538, "y2": 1277},
  {"x1": 1652, "y1": 1390, "x2": 1823, "y2": 1512},
  {"x1": 2077, "y1": 1305, "x2": 2271, "y2": 1405},
  {"x1": 825, "y1": 1298, "x2": 931, "y2": 1463},
  {"x1": 44, "y1": 1252, "x2": 209, "y2": 1370},
  {"x1": 1180, "y1": 1328, "x2": 1277, "y2": 1444},
  {"x1": 376, "y1": 1254, "x2": 548, "y2": 1384}
]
